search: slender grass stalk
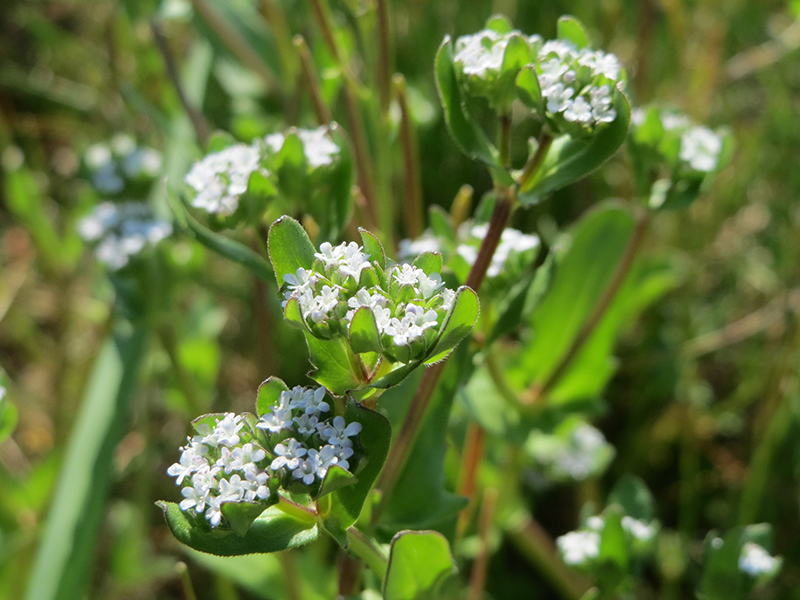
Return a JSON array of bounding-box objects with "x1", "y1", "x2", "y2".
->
[
  {"x1": 450, "y1": 184, "x2": 474, "y2": 229},
  {"x1": 151, "y1": 20, "x2": 211, "y2": 148},
  {"x1": 507, "y1": 514, "x2": 592, "y2": 600},
  {"x1": 189, "y1": 0, "x2": 281, "y2": 94},
  {"x1": 260, "y1": 0, "x2": 298, "y2": 87},
  {"x1": 280, "y1": 551, "x2": 303, "y2": 600},
  {"x1": 525, "y1": 208, "x2": 650, "y2": 404},
  {"x1": 346, "y1": 527, "x2": 389, "y2": 582},
  {"x1": 176, "y1": 562, "x2": 199, "y2": 600},
  {"x1": 337, "y1": 552, "x2": 362, "y2": 597},
  {"x1": 467, "y1": 488, "x2": 497, "y2": 600},
  {"x1": 293, "y1": 36, "x2": 333, "y2": 126},
  {"x1": 25, "y1": 324, "x2": 148, "y2": 600},
  {"x1": 375, "y1": 0, "x2": 392, "y2": 115},
  {"x1": 393, "y1": 74, "x2": 423, "y2": 238}
]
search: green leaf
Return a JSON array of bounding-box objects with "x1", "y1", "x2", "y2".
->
[
  {"x1": 159, "y1": 502, "x2": 319, "y2": 556},
  {"x1": 320, "y1": 400, "x2": 392, "y2": 547},
  {"x1": 608, "y1": 475, "x2": 655, "y2": 521},
  {"x1": 349, "y1": 307, "x2": 383, "y2": 354},
  {"x1": 207, "y1": 130, "x2": 239, "y2": 153},
  {"x1": 557, "y1": 15, "x2": 591, "y2": 48},
  {"x1": 267, "y1": 216, "x2": 316, "y2": 286},
  {"x1": 256, "y1": 376, "x2": 289, "y2": 417},
  {"x1": 598, "y1": 510, "x2": 628, "y2": 578},
  {"x1": 511, "y1": 202, "x2": 675, "y2": 404},
  {"x1": 305, "y1": 334, "x2": 363, "y2": 395},
  {"x1": 0, "y1": 374, "x2": 17, "y2": 444},
  {"x1": 515, "y1": 65, "x2": 543, "y2": 111},
  {"x1": 316, "y1": 465, "x2": 358, "y2": 500},
  {"x1": 384, "y1": 531, "x2": 458, "y2": 600},
  {"x1": 359, "y1": 227, "x2": 386, "y2": 269},
  {"x1": 170, "y1": 195, "x2": 273, "y2": 282},
  {"x1": 369, "y1": 361, "x2": 422, "y2": 390},
  {"x1": 221, "y1": 501, "x2": 272, "y2": 536},
  {"x1": 379, "y1": 347, "x2": 471, "y2": 533},
  {"x1": 425, "y1": 287, "x2": 480, "y2": 364},
  {"x1": 24, "y1": 325, "x2": 148, "y2": 600},
  {"x1": 434, "y1": 36, "x2": 498, "y2": 166},
  {"x1": 518, "y1": 86, "x2": 631, "y2": 205},
  {"x1": 486, "y1": 266, "x2": 537, "y2": 345},
  {"x1": 698, "y1": 527, "x2": 748, "y2": 600},
  {"x1": 412, "y1": 252, "x2": 443, "y2": 276},
  {"x1": 485, "y1": 14, "x2": 514, "y2": 34},
  {"x1": 283, "y1": 297, "x2": 306, "y2": 330},
  {"x1": 428, "y1": 206, "x2": 456, "y2": 243}
]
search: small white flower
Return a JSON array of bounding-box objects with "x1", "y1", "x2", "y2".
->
[
  {"x1": 205, "y1": 496, "x2": 224, "y2": 527},
  {"x1": 185, "y1": 143, "x2": 266, "y2": 215},
  {"x1": 564, "y1": 95, "x2": 593, "y2": 124},
  {"x1": 218, "y1": 474, "x2": 246, "y2": 503},
  {"x1": 453, "y1": 30, "x2": 510, "y2": 78},
  {"x1": 210, "y1": 413, "x2": 244, "y2": 447},
  {"x1": 392, "y1": 264, "x2": 423, "y2": 286},
  {"x1": 397, "y1": 232, "x2": 441, "y2": 261},
  {"x1": 345, "y1": 289, "x2": 388, "y2": 322},
  {"x1": 557, "y1": 531, "x2": 600, "y2": 566},
  {"x1": 271, "y1": 438, "x2": 307, "y2": 471},
  {"x1": 439, "y1": 288, "x2": 456, "y2": 312},
  {"x1": 85, "y1": 144, "x2": 112, "y2": 169},
  {"x1": 544, "y1": 82, "x2": 575, "y2": 114},
  {"x1": 739, "y1": 542, "x2": 780, "y2": 577},
  {"x1": 417, "y1": 272, "x2": 444, "y2": 299},
  {"x1": 230, "y1": 443, "x2": 266, "y2": 471},
  {"x1": 321, "y1": 416, "x2": 362, "y2": 447},
  {"x1": 257, "y1": 405, "x2": 294, "y2": 433},
  {"x1": 293, "y1": 452, "x2": 320, "y2": 485},
  {"x1": 180, "y1": 485, "x2": 208, "y2": 513},
  {"x1": 293, "y1": 413, "x2": 321, "y2": 436}
]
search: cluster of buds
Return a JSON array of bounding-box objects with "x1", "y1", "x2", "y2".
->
[
  {"x1": 83, "y1": 134, "x2": 162, "y2": 195},
  {"x1": 281, "y1": 238, "x2": 457, "y2": 365},
  {"x1": 78, "y1": 201, "x2": 172, "y2": 270},
  {"x1": 183, "y1": 126, "x2": 350, "y2": 237},
  {"x1": 167, "y1": 382, "x2": 363, "y2": 529},
  {"x1": 398, "y1": 218, "x2": 540, "y2": 292}
]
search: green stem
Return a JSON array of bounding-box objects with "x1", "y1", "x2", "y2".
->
[
  {"x1": 346, "y1": 527, "x2": 388, "y2": 582},
  {"x1": 498, "y1": 113, "x2": 513, "y2": 169},
  {"x1": 158, "y1": 324, "x2": 203, "y2": 416},
  {"x1": 275, "y1": 495, "x2": 318, "y2": 524},
  {"x1": 293, "y1": 35, "x2": 332, "y2": 126},
  {"x1": 375, "y1": 0, "x2": 392, "y2": 114},
  {"x1": 279, "y1": 551, "x2": 303, "y2": 600},
  {"x1": 176, "y1": 562, "x2": 199, "y2": 600},
  {"x1": 507, "y1": 513, "x2": 592, "y2": 600},
  {"x1": 517, "y1": 132, "x2": 554, "y2": 191}
]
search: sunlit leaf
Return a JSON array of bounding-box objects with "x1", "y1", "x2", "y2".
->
[{"x1": 384, "y1": 531, "x2": 458, "y2": 600}]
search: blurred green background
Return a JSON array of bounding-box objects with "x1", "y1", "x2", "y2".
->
[{"x1": 1, "y1": 0, "x2": 800, "y2": 598}]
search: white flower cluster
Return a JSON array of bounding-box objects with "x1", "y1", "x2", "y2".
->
[
  {"x1": 281, "y1": 240, "x2": 458, "y2": 360},
  {"x1": 265, "y1": 126, "x2": 340, "y2": 169},
  {"x1": 168, "y1": 386, "x2": 364, "y2": 529},
  {"x1": 587, "y1": 514, "x2": 658, "y2": 543},
  {"x1": 739, "y1": 542, "x2": 780, "y2": 577},
  {"x1": 78, "y1": 202, "x2": 172, "y2": 270},
  {"x1": 526, "y1": 422, "x2": 614, "y2": 482},
  {"x1": 398, "y1": 223, "x2": 539, "y2": 283},
  {"x1": 184, "y1": 143, "x2": 267, "y2": 216},
  {"x1": 630, "y1": 107, "x2": 724, "y2": 174},
  {"x1": 679, "y1": 126, "x2": 723, "y2": 173},
  {"x1": 256, "y1": 385, "x2": 362, "y2": 485},
  {"x1": 557, "y1": 530, "x2": 600, "y2": 566},
  {"x1": 168, "y1": 413, "x2": 270, "y2": 527},
  {"x1": 458, "y1": 223, "x2": 540, "y2": 278},
  {"x1": 84, "y1": 134, "x2": 162, "y2": 194},
  {"x1": 536, "y1": 39, "x2": 620, "y2": 128}
]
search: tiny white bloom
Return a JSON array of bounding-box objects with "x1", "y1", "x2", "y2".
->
[
  {"x1": 557, "y1": 530, "x2": 600, "y2": 566},
  {"x1": 739, "y1": 542, "x2": 779, "y2": 577}
]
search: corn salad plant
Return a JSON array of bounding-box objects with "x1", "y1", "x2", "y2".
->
[{"x1": 4, "y1": 2, "x2": 795, "y2": 600}]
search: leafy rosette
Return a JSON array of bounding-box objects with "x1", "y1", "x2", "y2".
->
[
  {"x1": 268, "y1": 217, "x2": 480, "y2": 395},
  {"x1": 629, "y1": 106, "x2": 733, "y2": 211},
  {"x1": 160, "y1": 378, "x2": 392, "y2": 554},
  {"x1": 436, "y1": 14, "x2": 631, "y2": 204},
  {"x1": 262, "y1": 125, "x2": 353, "y2": 239}
]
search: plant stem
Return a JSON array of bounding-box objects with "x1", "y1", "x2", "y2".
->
[
  {"x1": 517, "y1": 132, "x2": 554, "y2": 191},
  {"x1": 279, "y1": 551, "x2": 303, "y2": 600},
  {"x1": 275, "y1": 495, "x2": 318, "y2": 523},
  {"x1": 293, "y1": 35, "x2": 332, "y2": 126},
  {"x1": 260, "y1": 0, "x2": 297, "y2": 87},
  {"x1": 151, "y1": 20, "x2": 211, "y2": 148},
  {"x1": 337, "y1": 552, "x2": 362, "y2": 597},
  {"x1": 450, "y1": 184, "x2": 474, "y2": 229},
  {"x1": 189, "y1": 0, "x2": 280, "y2": 94},
  {"x1": 455, "y1": 424, "x2": 487, "y2": 542},
  {"x1": 394, "y1": 74, "x2": 424, "y2": 238},
  {"x1": 374, "y1": 131, "x2": 554, "y2": 525},
  {"x1": 176, "y1": 562, "x2": 199, "y2": 600},
  {"x1": 467, "y1": 488, "x2": 497, "y2": 600},
  {"x1": 526, "y1": 208, "x2": 650, "y2": 404},
  {"x1": 507, "y1": 513, "x2": 592, "y2": 600},
  {"x1": 498, "y1": 113, "x2": 513, "y2": 169},
  {"x1": 346, "y1": 527, "x2": 388, "y2": 582},
  {"x1": 375, "y1": 0, "x2": 392, "y2": 115}
]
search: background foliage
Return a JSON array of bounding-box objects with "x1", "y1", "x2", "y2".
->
[{"x1": 1, "y1": 0, "x2": 800, "y2": 598}]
